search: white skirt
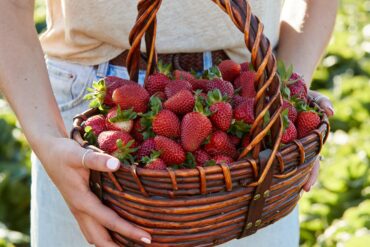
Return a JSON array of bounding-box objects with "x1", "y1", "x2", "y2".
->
[{"x1": 31, "y1": 56, "x2": 299, "y2": 247}]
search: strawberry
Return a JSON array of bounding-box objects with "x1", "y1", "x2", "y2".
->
[
  {"x1": 218, "y1": 60, "x2": 241, "y2": 82},
  {"x1": 234, "y1": 71, "x2": 256, "y2": 98},
  {"x1": 152, "y1": 110, "x2": 181, "y2": 138},
  {"x1": 204, "y1": 131, "x2": 237, "y2": 158},
  {"x1": 131, "y1": 118, "x2": 145, "y2": 142},
  {"x1": 164, "y1": 80, "x2": 192, "y2": 98},
  {"x1": 234, "y1": 98, "x2": 255, "y2": 124},
  {"x1": 84, "y1": 115, "x2": 106, "y2": 136},
  {"x1": 97, "y1": 131, "x2": 137, "y2": 164},
  {"x1": 214, "y1": 155, "x2": 234, "y2": 165},
  {"x1": 173, "y1": 70, "x2": 195, "y2": 81},
  {"x1": 112, "y1": 84, "x2": 150, "y2": 113},
  {"x1": 288, "y1": 73, "x2": 308, "y2": 101},
  {"x1": 154, "y1": 91, "x2": 167, "y2": 101},
  {"x1": 106, "y1": 107, "x2": 137, "y2": 132},
  {"x1": 193, "y1": 149, "x2": 211, "y2": 167},
  {"x1": 145, "y1": 73, "x2": 170, "y2": 95},
  {"x1": 164, "y1": 90, "x2": 195, "y2": 115},
  {"x1": 282, "y1": 100, "x2": 298, "y2": 122},
  {"x1": 206, "y1": 79, "x2": 234, "y2": 97},
  {"x1": 241, "y1": 135, "x2": 251, "y2": 148},
  {"x1": 296, "y1": 111, "x2": 321, "y2": 138},
  {"x1": 231, "y1": 95, "x2": 248, "y2": 108},
  {"x1": 137, "y1": 138, "x2": 156, "y2": 160},
  {"x1": 207, "y1": 89, "x2": 232, "y2": 131},
  {"x1": 154, "y1": 136, "x2": 186, "y2": 165},
  {"x1": 181, "y1": 95, "x2": 213, "y2": 152},
  {"x1": 142, "y1": 151, "x2": 167, "y2": 170},
  {"x1": 228, "y1": 135, "x2": 241, "y2": 146},
  {"x1": 240, "y1": 62, "x2": 250, "y2": 72},
  {"x1": 190, "y1": 79, "x2": 209, "y2": 91},
  {"x1": 281, "y1": 120, "x2": 298, "y2": 144}
]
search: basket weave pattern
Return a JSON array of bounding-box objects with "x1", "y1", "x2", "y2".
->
[{"x1": 71, "y1": 0, "x2": 330, "y2": 246}]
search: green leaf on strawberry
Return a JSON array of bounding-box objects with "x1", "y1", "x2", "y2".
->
[
  {"x1": 84, "y1": 126, "x2": 97, "y2": 146},
  {"x1": 228, "y1": 119, "x2": 251, "y2": 138}
]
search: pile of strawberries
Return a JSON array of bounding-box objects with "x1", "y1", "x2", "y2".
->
[{"x1": 83, "y1": 60, "x2": 322, "y2": 170}]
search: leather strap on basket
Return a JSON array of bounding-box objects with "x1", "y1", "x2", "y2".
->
[
  {"x1": 239, "y1": 149, "x2": 276, "y2": 238},
  {"x1": 127, "y1": 0, "x2": 284, "y2": 163}
]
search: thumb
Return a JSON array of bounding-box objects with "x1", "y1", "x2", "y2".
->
[{"x1": 80, "y1": 148, "x2": 121, "y2": 172}]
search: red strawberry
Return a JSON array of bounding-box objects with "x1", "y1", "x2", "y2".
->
[
  {"x1": 154, "y1": 91, "x2": 167, "y2": 101},
  {"x1": 214, "y1": 155, "x2": 234, "y2": 165},
  {"x1": 228, "y1": 135, "x2": 241, "y2": 146},
  {"x1": 218, "y1": 60, "x2": 241, "y2": 82},
  {"x1": 206, "y1": 79, "x2": 234, "y2": 97},
  {"x1": 240, "y1": 62, "x2": 250, "y2": 72},
  {"x1": 112, "y1": 84, "x2": 150, "y2": 113},
  {"x1": 145, "y1": 73, "x2": 170, "y2": 95},
  {"x1": 137, "y1": 138, "x2": 156, "y2": 160},
  {"x1": 209, "y1": 102, "x2": 233, "y2": 131},
  {"x1": 231, "y1": 95, "x2": 248, "y2": 108},
  {"x1": 281, "y1": 120, "x2": 298, "y2": 144},
  {"x1": 296, "y1": 111, "x2": 321, "y2": 138},
  {"x1": 288, "y1": 73, "x2": 308, "y2": 101},
  {"x1": 241, "y1": 135, "x2": 251, "y2": 148},
  {"x1": 152, "y1": 110, "x2": 180, "y2": 138},
  {"x1": 173, "y1": 70, "x2": 195, "y2": 81},
  {"x1": 282, "y1": 100, "x2": 298, "y2": 122},
  {"x1": 97, "y1": 131, "x2": 136, "y2": 164},
  {"x1": 204, "y1": 131, "x2": 237, "y2": 158},
  {"x1": 234, "y1": 71, "x2": 256, "y2": 98},
  {"x1": 193, "y1": 149, "x2": 211, "y2": 166},
  {"x1": 234, "y1": 98, "x2": 255, "y2": 124},
  {"x1": 142, "y1": 151, "x2": 167, "y2": 170},
  {"x1": 131, "y1": 118, "x2": 145, "y2": 142},
  {"x1": 181, "y1": 112, "x2": 212, "y2": 152},
  {"x1": 106, "y1": 107, "x2": 137, "y2": 132},
  {"x1": 154, "y1": 136, "x2": 186, "y2": 165},
  {"x1": 164, "y1": 80, "x2": 192, "y2": 98},
  {"x1": 190, "y1": 79, "x2": 209, "y2": 91},
  {"x1": 164, "y1": 90, "x2": 195, "y2": 115},
  {"x1": 85, "y1": 115, "x2": 106, "y2": 136}
]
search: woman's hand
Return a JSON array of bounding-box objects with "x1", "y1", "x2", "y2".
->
[
  {"x1": 302, "y1": 90, "x2": 334, "y2": 192},
  {"x1": 40, "y1": 137, "x2": 152, "y2": 247}
]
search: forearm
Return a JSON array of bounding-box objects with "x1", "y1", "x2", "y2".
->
[
  {"x1": 0, "y1": 1, "x2": 67, "y2": 153},
  {"x1": 277, "y1": 0, "x2": 339, "y2": 85}
]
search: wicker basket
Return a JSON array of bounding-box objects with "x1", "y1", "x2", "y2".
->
[{"x1": 71, "y1": 0, "x2": 330, "y2": 246}]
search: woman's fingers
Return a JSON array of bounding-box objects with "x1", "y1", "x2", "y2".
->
[
  {"x1": 79, "y1": 191, "x2": 152, "y2": 245},
  {"x1": 309, "y1": 90, "x2": 334, "y2": 117},
  {"x1": 303, "y1": 158, "x2": 320, "y2": 192}
]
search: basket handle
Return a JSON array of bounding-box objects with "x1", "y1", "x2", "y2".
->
[{"x1": 127, "y1": 0, "x2": 283, "y2": 162}]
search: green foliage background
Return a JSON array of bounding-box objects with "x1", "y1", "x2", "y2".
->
[{"x1": 0, "y1": 0, "x2": 369, "y2": 246}]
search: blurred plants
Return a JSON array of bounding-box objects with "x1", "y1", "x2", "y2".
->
[{"x1": 0, "y1": 0, "x2": 369, "y2": 246}]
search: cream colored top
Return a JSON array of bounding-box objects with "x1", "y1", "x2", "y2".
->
[{"x1": 40, "y1": 0, "x2": 284, "y2": 65}]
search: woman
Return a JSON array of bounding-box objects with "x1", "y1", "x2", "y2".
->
[{"x1": 0, "y1": 0, "x2": 336, "y2": 246}]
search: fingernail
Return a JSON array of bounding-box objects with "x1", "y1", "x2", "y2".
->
[
  {"x1": 141, "y1": 237, "x2": 151, "y2": 244},
  {"x1": 106, "y1": 158, "x2": 120, "y2": 170}
]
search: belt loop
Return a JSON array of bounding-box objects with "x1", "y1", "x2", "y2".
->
[
  {"x1": 203, "y1": 51, "x2": 213, "y2": 70},
  {"x1": 96, "y1": 61, "x2": 109, "y2": 78}
]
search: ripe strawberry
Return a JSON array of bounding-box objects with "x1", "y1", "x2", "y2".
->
[
  {"x1": 206, "y1": 79, "x2": 234, "y2": 97},
  {"x1": 84, "y1": 76, "x2": 135, "y2": 108},
  {"x1": 288, "y1": 73, "x2": 308, "y2": 101},
  {"x1": 145, "y1": 73, "x2": 170, "y2": 95},
  {"x1": 181, "y1": 112, "x2": 212, "y2": 152},
  {"x1": 84, "y1": 115, "x2": 106, "y2": 136},
  {"x1": 228, "y1": 135, "x2": 241, "y2": 146},
  {"x1": 112, "y1": 84, "x2": 150, "y2": 113},
  {"x1": 234, "y1": 71, "x2": 256, "y2": 98},
  {"x1": 106, "y1": 107, "x2": 137, "y2": 132},
  {"x1": 231, "y1": 95, "x2": 248, "y2": 108},
  {"x1": 164, "y1": 90, "x2": 195, "y2": 115},
  {"x1": 154, "y1": 91, "x2": 167, "y2": 101},
  {"x1": 241, "y1": 135, "x2": 251, "y2": 148},
  {"x1": 214, "y1": 155, "x2": 234, "y2": 165},
  {"x1": 190, "y1": 79, "x2": 208, "y2": 91},
  {"x1": 204, "y1": 131, "x2": 237, "y2": 158},
  {"x1": 282, "y1": 100, "x2": 298, "y2": 122},
  {"x1": 164, "y1": 80, "x2": 192, "y2": 98},
  {"x1": 154, "y1": 136, "x2": 186, "y2": 165},
  {"x1": 193, "y1": 149, "x2": 211, "y2": 167},
  {"x1": 152, "y1": 110, "x2": 180, "y2": 138},
  {"x1": 142, "y1": 151, "x2": 167, "y2": 170},
  {"x1": 240, "y1": 62, "x2": 250, "y2": 72},
  {"x1": 207, "y1": 89, "x2": 232, "y2": 131},
  {"x1": 281, "y1": 120, "x2": 298, "y2": 144},
  {"x1": 131, "y1": 118, "x2": 145, "y2": 142},
  {"x1": 218, "y1": 60, "x2": 241, "y2": 82},
  {"x1": 137, "y1": 138, "x2": 156, "y2": 160},
  {"x1": 234, "y1": 98, "x2": 255, "y2": 124},
  {"x1": 296, "y1": 111, "x2": 321, "y2": 138},
  {"x1": 97, "y1": 131, "x2": 136, "y2": 164},
  {"x1": 173, "y1": 70, "x2": 195, "y2": 81}
]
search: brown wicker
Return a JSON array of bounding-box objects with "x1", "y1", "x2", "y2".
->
[{"x1": 71, "y1": 0, "x2": 330, "y2": 246}]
